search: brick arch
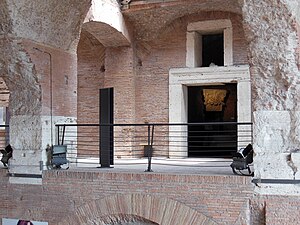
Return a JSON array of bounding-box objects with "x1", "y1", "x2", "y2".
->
[{"x1": 58, "y1": 194, "x2": 218, "y2": 225}]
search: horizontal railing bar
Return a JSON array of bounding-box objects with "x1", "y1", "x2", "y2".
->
[
  {"x1": 55, "y1": 122, "x2": 252, "y2": 174},
  {"x1": 56, "y1": 122, "x2": 252, "y2": 127}
]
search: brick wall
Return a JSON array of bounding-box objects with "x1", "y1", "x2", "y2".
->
[
  {"x1": 77, "y1": 31, "x2": 105, "y2": 124},
  {"x1": 23, "y1": 40, "x2": 77, "y2": 117},
  {"x1": 77, "y1": 31, "x2": 105, "y2": 156},
  {"x1": 0, "y1": 170, "x2": 9, "y2": 221},
  {"x1": 77, "y1": 32, "x2": 137, "y2": 157},
  {"x1": 77, "y1": 12, "x2": 248, "y2": 125},
  {"x1": 134, "y1": 11, "x2": 248, "y2": 124},
  {"x1": 2, "y1": 169, "x2": 300, "y2": 224},
  {"x1": 0, "y1": 170, "x2": 253, "y2": 225},
  {"x1": 251, "y1": 195, "x2": 300, "y2": 225},
  {"x1": 76, "y1": 12, "x2": 249, "y2": 157},
  {"x1": 104, "y1": 46, "x2": 136, "y2": 124}
]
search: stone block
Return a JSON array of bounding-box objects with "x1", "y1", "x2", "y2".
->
[
  {"x1": 254, "y1": 153, "x2": 294, "y2": 179},
  {"x1": 291, "y1": 152, "x2": 300, "y2": 179},
  {"x1": 253, "y1": 111, "x2": 291, "y2": 154}
]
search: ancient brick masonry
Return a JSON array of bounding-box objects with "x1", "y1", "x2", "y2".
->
[
  {"x1": 2, "y1": 170, "x2": 254, "y2": 225},
  {"x1": 0, "y1": 0, "x2": 299, "y2": 224}
]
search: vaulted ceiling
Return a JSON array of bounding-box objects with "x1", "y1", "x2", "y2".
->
[{"x1": 122, "y1": 0, "x2": 242, "y2": 40}]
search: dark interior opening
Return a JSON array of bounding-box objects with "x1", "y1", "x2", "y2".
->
[
  {"x1": 188, "y1": 84, "x2": 237, "y2": 157},
  {"x1": 202, "y1": 33, "x2": 224, "y2": 67}
]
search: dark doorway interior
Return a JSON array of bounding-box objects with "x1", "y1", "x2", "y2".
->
[
  {"x1": 188, "y1": 84, "x2": 237, "y2": 157},
  {"x1": 202, "y1": 33, "x2": 224, "y2": 67}
]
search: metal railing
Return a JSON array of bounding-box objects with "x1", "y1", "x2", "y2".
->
[{"x1": 55, "y1": 122, "x2": 252, "y2": 171}]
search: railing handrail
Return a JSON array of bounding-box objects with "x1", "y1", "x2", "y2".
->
[
  {"x1": 54, "y1": 122, "x2": 253, "y2": 173},
  {"x1": 55, "y1": 122, "x2": 252, "y2": 127}
]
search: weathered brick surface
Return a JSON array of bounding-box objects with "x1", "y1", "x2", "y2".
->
[
  {"x1": 76, "y1": 12, "x2": 249, "y2": 157},
  {"x1": 23, "y1": 40, "x2": 77, "y2": 117},
  {"x1": 77, "y1": 30, "x2": 105, "y2": 124},
  {"x1": 2, "y1": 171, "x2": 299, "y2": 224},
  {"x1": 123, "y1": 0, "x2": 242, "y2": 41},
  {"x1": 78, "y1": 11, "x2": 248, "y2": 125},
  {"x1": 0, "y1": 1, "x2": 298, "y2": 225},
  {"x1": 0, "y1": 169, "x2": 9, "y2": 221},
  {"x1": 134, "y1": 11, "x2": 248, "y2": 124},
  {"x1": 251, "y1": 195, "x2": 300, "y2": 225},
  {"x1": 0, "y1": 170, "x2": 254, "y2": 225},
  {"x1": 77, "y1": 30, "x2": 105, "y2": 155}
]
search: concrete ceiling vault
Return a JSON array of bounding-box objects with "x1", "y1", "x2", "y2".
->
[
  {"x1": 82, "y1": 21, "x2": 130, "y2": 47},
  {"x1": 83, "y1": 0, "x2": 131, "y2": 47},
  {"x1": 4, "y1": 0, "x2": 92, "y2": 52},
  {"x1": 122, "y1": 0, "x2": 242, "y2": 40}
]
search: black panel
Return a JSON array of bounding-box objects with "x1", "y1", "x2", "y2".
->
[{"x1": 99, "y1": 88, "x2": 114, "y2": 167}]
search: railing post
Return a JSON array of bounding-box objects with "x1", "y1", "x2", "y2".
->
[
  {"x1": 56, "y1": 125, "x2": 60, "y2": 145},
  {"x1": 145, "y1": 124, "x2": 154, "y2": 172},
  {"x1": 5, "y1": 124, "x2": 9, "y2": 146},
  {"x1": 61, "y1": 125, "x2": 66, "y2": 145},
  {"x1": 99, "y1": 124, "x2": 113, "y2": 168},
  {"x1": 56, "y1": 124, "x2": 66, "y2": 146}
]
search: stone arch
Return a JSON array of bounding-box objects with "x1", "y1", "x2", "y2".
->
[
  {"x1": 58, "y1": 194, "x2": 218, "y2": 225},
  {"x1": 0, "y1": 38, "x2": 41, "y2": 117}
]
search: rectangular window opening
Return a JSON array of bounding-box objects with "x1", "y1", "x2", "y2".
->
[{"x1": 201, "y1": 33, "x2": 224, "y2": 67}]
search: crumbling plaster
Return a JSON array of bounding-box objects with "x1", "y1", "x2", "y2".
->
[
  {"x1": 242, "y1": 0, "x2": 300, "y2": 111},
  {"x1": 241, "y1": 0, "x2": 300, "y2": 193},
  {"x1": 0, "y1": 37, "x2": 43, "y2": 180},
  {"x1": 6, "y1": 0, "x2": 92, "y2": 53},
  {"x1": 283, "y1": 0, "x2": 300, "y2": 25},
  {"x1": 0, "y1": 38, "x2": 41, "y2": 116},
  {"x1": 0, "y1": 0, "x2": 93, "y2": 114},
  {"x1": 0, "y1": 0, "x2": 91, "y2": 179}
]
